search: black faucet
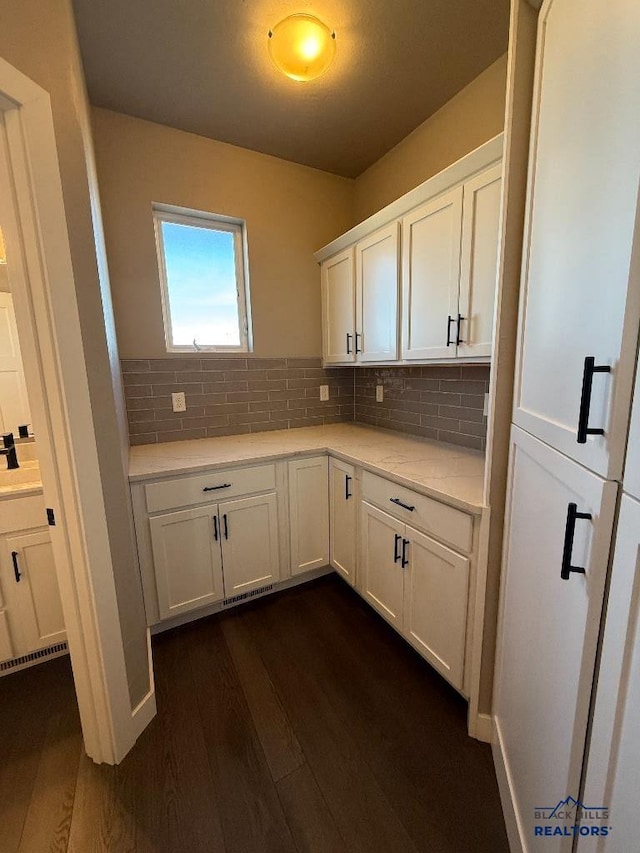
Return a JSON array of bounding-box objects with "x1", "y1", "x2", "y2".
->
[{"x1": 1, "y1": 433, "x2": 19, "y2": 470}]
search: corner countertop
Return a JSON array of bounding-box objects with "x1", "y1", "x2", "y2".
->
[{"x1": 129, "y1": 424, "x2": 485, "y2": 514}]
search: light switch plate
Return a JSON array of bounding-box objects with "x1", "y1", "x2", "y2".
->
[
  {"x1": 172, "y1": 391, "x2": 187, "y2": 413},
  {"x1": 376, "y1": 385, "x2": 384, "y2": 402},
  {"x1": 320, "y1": 384, "x2": 329, "y2": 402}
]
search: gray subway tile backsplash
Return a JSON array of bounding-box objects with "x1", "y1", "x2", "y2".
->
[{"x1": 121, "y1": 357, "x2": 489, "y2": 451}]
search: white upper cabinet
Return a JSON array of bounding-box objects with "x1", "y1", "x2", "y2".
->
[
  {"x1": 457, "y1": 164, "x2": 502, "y2": 358},
  {"x1": 355, "y1": 222, "x2": 400, "y2": 362},
  {"x1": 322, "y1": 248, "x2": 356, "y2": 364},
  {"x1": 513, "y1": 0, "x2": 640, "y2": 480},
  {"x1": 402, "y1": 188, "x2": 463, "y2": 361}
]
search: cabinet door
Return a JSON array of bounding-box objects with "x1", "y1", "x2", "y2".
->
[
  {"x1": 359, "y1": 501, "x2": 405, "y2": 629},
  {"x1": 329, "y1": 458, "x2": 356, "y2": 586},
  {"x1": 401, "y1": 187, "x2": 463, "y2": 361},
  {"x1": 0, "y1": 610, "x2": 13, "y2": 662},
  {"x1": 219, "y1": 493, "x2": 279, "y2": 597},
  {"x1": 150, "y1": 505, "x2": 224, "y2": 620},
  {"x1": 402, "y1": 528, "x2": 469, "y2": 691},
  {"x1": 355, "y1": 222, "x2": 399, "y2": 362},
  {"x1": 322, "y1": 248, "x2": 356, "y2": 364},
  {"x1": 580, "y1": 494, "x2": 640, "y2": 853},
  {"x1": 288, "y1": 456, "x2": 329, "y2": 576},
  {"x1": 4, "y1": 530, "x2": 65, "y2": 655},
  {"x1": 513, "y1": 0, "x2": 640, "y2": 480},
  {"x1": 457, "y1": 164, "x2": 502, "y2": 358},
  {"x1": 623, "y1": 362, "x2": 640, "y2": 502},
  {"x1": 494, "y1": 426, "x2": 617, "y2": 853}
]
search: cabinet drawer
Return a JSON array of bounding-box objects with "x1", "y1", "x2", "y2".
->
[
  {"x1": 145, "y1": 464, "x2": 276, "y2": 514},
  {"x1": 361, "y1": 470, "x2": 472, "y2": 553}
]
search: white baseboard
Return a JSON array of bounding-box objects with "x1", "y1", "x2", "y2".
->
[
  {"x1": 474, "y1": 712, "x2": 493, "y2": 743},
  {"x1": 492, "y1": 718, "x2": 525, "y2": 853}
]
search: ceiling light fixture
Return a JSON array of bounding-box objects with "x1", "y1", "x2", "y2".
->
[{"x1": 268, "y1": 14, "x2": 336, "y2": 82}]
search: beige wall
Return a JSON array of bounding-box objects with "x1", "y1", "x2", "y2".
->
[
  {"x1": 354, "y1": 54, "x2": 508, "y2": 221},
  {"x1": 92, "y1": 108, "x2": 354, "y2": 360},
  {"x1": 0, "y1": 0, "x2": 150, "y2": 707},
  {"x1": 0, "y1": 264, "x2": 8, "y2": 292}
]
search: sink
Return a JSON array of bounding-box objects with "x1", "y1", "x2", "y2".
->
[{"x1": 0, "y1": 461, "x2": 41, "y2": 489}]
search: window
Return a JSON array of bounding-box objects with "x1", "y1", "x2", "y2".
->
[{"x1": 153, "y1": 205, "x2": 252, "y2": 352}]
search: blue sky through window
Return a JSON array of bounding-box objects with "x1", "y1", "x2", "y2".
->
[{"x1": 161, "y1": 221, "x2": 241, "y2": 346}]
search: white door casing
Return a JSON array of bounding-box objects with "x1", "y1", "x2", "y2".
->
[
  {"x1": 513, "y1": 0, "x2": 640, "y2": 479},
  {"x1": 494, "y1": 425, "x2": 617, "y2": 853},
  {"x1": 623, "y1": 360, "x2": 640, "y2": 502}
]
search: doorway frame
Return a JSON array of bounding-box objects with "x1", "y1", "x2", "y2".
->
[{"x1": 0, "y1": 57, "x2": 154, "y2": 764}]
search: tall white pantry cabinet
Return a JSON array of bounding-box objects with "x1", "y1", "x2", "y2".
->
[{"x1": 493, "y1": 1, "x2": 640, "y2": 852}]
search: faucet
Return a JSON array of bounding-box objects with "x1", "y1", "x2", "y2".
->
[{"x1": 1, "y1": 433, "x2": 19, "y2": 470}]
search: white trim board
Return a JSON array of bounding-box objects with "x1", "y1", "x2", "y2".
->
[{"x1": 314, "y1": 134, "x2": 504, "y2": 263}]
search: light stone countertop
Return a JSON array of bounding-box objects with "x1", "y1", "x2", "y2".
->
[{"x1": 129, "y1": 423, "x2": 486, "y2": 514}]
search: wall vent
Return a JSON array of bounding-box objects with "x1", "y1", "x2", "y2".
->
[
  {"x1": 223, "y1": 584, "x2": 274, "y2": 608},
  {"x1": 0, "y1": 642, "x2": 68, "y2": 676}
]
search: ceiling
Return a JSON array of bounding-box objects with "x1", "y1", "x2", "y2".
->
[{"x1": 71, "y1": 0, "x2": 509, "y2": 179}]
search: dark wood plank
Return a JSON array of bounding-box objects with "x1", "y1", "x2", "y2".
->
[
  {"x1": 276, "y1": 764, "x2": 346, "y2": 853},
  {"x1": 66, "y1": 754, "x2": 120, "y2": 852},
  {"x1": 0, "y1": 658, "x2": 74, "y2": 853},
  {"x1": 221, "y1": 613, "x2": 304, "y2": 783},
  {"x1": 186, "y1": 618, "x2": 297, "y2": 853},
  {"x1": 18, "y1": 680, "x2": 82, "y2": 853},
  {"x1": 239, "y1": 598, "x2": 420, "y2": 853}
]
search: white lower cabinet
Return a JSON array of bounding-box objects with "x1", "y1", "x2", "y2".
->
[
  {"x1": 219, "y1": 493, "x2": 279, "y2": 597},
  {"x1": 0, "y1": 528, "x2": 65, "y2": 660},
  {"x1": 150, "y1": 505, "x2": 225, "y2": 621},
  {"x1": 149, "y1": 492, "x2": 279, "y2": 620},
  {"x1": 288, "y1": 456, "x2": 329, "y2": 576},
  {"x1": 360, "y1": 499, "x2": 470, "y2": 691},
  {"x1": 329, "y1": 458, "x2": 356, "y2": 586},
  {"x1": 403, "y1": 529, "x2": 469, "y2": 688}
]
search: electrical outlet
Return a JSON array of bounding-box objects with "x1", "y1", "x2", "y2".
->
[
  {"x1": 376, "y1": 385, "x2": 384, "y2": 402},
  {"x1": 320, "y1": 384, "x2": 329, "y2": 402},
  {"x1": 483, "y1": 393, "x2": 489, "y2": 417},
  {"x1": 172, "y1": 391, "x2": 187, "y2": 413}
]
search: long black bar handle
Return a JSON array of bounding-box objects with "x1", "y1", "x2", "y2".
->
[
  {"x1": 446, "y1": 315, "x2": 455, "y2": 347},
  {"x1": 561, "y1": 502, "x2": 592, "y2": 580},
  {"x1": 213, "y1": 515, "x2": 219, "y2": 542},
  {"x1": 577, "y1": 357, "x2": 611, "y2": 444},
  {"x1": 11, "y1": 551, "x2": 21, "y2": 582},
  {"x1": 456, "y1": 314, "x2": 465, "y2": 345},
  {"x1": 223, "y1": 513, "x2": 229, "y2": 540},
  {"x1": 355, "y1": 332, "x2": 362, "y2": 354},
  {"x1": 390, "y1": 497, "x2": 415, "y2": 512},
  {"x1": 203, "y1": 483, "x2": 232, "y2": 492},
  {"x1": 345, "y1": 474, "x2": 352, "y2": 500},
  {"x1": 346, "y1": 333, "x2": 353, "y2": 355},
  {"x1": 393, "y1": 533, "x2": 402, "y2": 564},
  {"x1": 401, "y1": 538, "x2": 409, "y2": 569}
]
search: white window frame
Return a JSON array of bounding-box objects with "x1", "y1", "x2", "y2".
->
[{"x1": 153, "y1": 203, "x2": 253, "y2": 353}]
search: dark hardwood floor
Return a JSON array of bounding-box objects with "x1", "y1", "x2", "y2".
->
[{"x1": 0, "y1": 575, "x2": 509, "y2": 852}]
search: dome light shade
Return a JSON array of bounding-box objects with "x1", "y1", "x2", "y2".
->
[{"x1": 268, "y1": 14, "x2": 336, "y2": 82}]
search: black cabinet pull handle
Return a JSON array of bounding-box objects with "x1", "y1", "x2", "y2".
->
[
  {"x1": 561, "y1": 502, "x2": 592, "y2": 580},
  {"x1": 393, "y1": 533, "x2": 402, "y2": 563},
  {"x1": 203, "y1": 483, "x2": 232, "y2": 492},
  {"x1": 11, "y1": 550, "x2": 21, "y2": 582},
  {"x1": 346, "y1": 333, "x2": 353, "y2": 355},
  {"x1": 355, "y1": 332, "x2": 362, "y2": 354},
  {"x1": 456, "y1": 314, "x2": 465, "y2": 345},
  {"x1": 213, "y1": 515, "x2": 219, "y2": 542},
  {"x1": 390, "y1": 497, "x2": 415, "y2": 512},
  {"x1": 446, "y1": 315, "x2": 455, "y2": 347},
  {"x1": 223, "y1": 514, "x2": 229, "y2": 540},
  {"x1": 577, "y1": 357, "x2": 611, "y2": 444},
  {"x1": 401, "y1": 538, "x2": 409, "y2": 568},
  {"x1": 345, "y1": 474, "x2": 352, "y2": 500}
]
